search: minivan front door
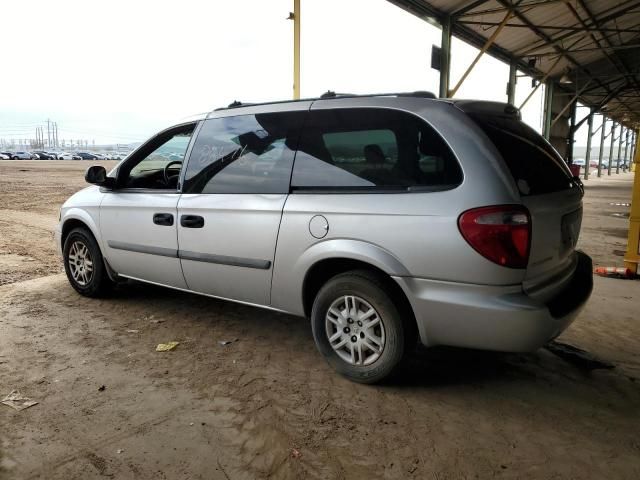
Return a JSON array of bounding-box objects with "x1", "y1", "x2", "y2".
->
[
  {"x1": 100, "y1": 123, "x2": 196, "y2": 288},
  {"x1": 101, "y1": 192, "x2": 185, "y2": 288},
  {"x1": 176, "y1": 109, "x2": 307, "y2": 305}
]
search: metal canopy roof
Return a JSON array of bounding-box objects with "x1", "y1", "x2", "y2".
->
[{"x1": 388, "y1": 0, "x2": 640, "y2": 128}]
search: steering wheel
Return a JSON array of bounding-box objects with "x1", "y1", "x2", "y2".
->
[{"x1": 163, "y1": 160, "x2": 183, "y2": 186}]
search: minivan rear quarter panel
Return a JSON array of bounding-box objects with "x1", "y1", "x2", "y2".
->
[{"x1": 270, "y1": 98, "x2": 530, "y2": 315}]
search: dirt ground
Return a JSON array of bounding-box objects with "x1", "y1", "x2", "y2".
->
[{"x1": 1, "y1": 160, "x2": 639, "y2": 479}]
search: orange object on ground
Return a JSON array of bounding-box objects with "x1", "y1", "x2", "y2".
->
[{"x1": 594, "y1": 266, "x2": 635, "y2": 279}]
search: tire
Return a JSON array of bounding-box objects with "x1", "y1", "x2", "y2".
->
[
  {"x1": 311, "y1": 270, "x2": 407, "y2": 384},
  {"x1": 63, "y1": 227, "x2": 113, "y2": 297}
]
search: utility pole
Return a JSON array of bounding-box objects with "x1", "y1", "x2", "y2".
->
[{"x1": 290, "y1": 0, "x2": 301, "y2": 100}]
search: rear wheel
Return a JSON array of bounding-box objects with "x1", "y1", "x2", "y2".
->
[
  {"x1": 63, "y1": 227, "x2": 113, "y2": 297},
  {"x1": 311, "y1": 270, "x2": 407, "y2": 384}
]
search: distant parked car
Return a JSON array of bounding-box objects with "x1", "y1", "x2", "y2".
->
[
  {"x1": 76, "y1": 152, "x2": 99, "y2": 160},
  {"x1": 11, "y1": 151, "x2": 36, "y2": 160},
  {"x1": 0, "y1": 153, "x2": 9, "y2": 160},
  {"x1": 1, "y1": 151, "x2": 12, "y2": 158},
  {"x1": 33, "y1": 151, "x2": 56, "y2": 160},
  {"x1": 57, "y1": 152, "x2": 81, "y2": 160}
]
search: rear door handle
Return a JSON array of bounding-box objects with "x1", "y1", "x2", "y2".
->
[
  {"x1": 180, "y1": 215, "x2": 205, "y2": 228},
  {"x1": 153, "y1": 213, "x2": 174, "y2": 226}
]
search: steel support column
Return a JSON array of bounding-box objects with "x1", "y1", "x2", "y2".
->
[
  {"x1": 608, "y1": 122, "x2": 616, "y2": 176},
  {"x1": 567, "y1": 102, "x2": 577, "y2": 164},
  {"x1": 623, "y1": 129, "x2": 631, "y2": 171},
  {"x1": 631, "y1": 131, "x2": 637, "y2": 172},
  {"x1": 584, "y1": 110, "x2": 594, "y2": 180},
  {"x1": 623, "y1": 132, "x2": 640, "y2": 274},
  {"x1": 439, "y1": 16, "x2": 452, "y2": 98},
  {"x1": 597, "y1": 116, "x2": 606, "y2": 177},
  {"x1": 543, "y1": 81, "x2": 553, "y2": 141},
  {"x1": 616, "y1": 126, "x2": 624, "y2": 174},
  {"x1": 507, "y1": 61, "x2": 517, "y2": 105},
  {"x1": 550, "y1": 80, "x2": 593, "y2": 129}
]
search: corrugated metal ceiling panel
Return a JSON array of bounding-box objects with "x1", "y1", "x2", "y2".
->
[{"x1": 388, "y1": 0, "x2": 640, "y2": 126}]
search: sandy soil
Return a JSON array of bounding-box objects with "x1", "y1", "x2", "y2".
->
[{"x1": 1, "y1": 160, "x2": 639, "y2": 479}]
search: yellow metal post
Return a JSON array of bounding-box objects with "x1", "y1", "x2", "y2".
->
[
  {"x1": 624, "y1": 132, "x2": 640, "y2": 274},
  {"x1": 293, "y1": 0, "x2": 301, "y2": 100}
]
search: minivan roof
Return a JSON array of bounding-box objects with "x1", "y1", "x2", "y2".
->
[
  {"x1": 210, "y1": 90, "x2": 438, "y2": 114},
  {"x1": 205, "y1": 92, "x2": 521, "y2": 122}
]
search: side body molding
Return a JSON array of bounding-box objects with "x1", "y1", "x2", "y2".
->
[{"x1": 270, "y1": 238, "x2": 411, "y2": 316}]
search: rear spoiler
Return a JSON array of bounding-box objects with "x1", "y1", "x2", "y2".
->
[{"x1": 450, "y1": 100, "x2": 521, "y2": 120}]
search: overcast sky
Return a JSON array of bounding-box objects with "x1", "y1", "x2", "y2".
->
[{"x1": 0, "y1": 0, "x2": 554, "y2": 146}]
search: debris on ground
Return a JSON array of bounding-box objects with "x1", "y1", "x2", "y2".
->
[
  {"x1": 594, "y1": 266, "x2": 636, "y2": 279},
  {"x1": 2, "y1": 390, "x2": 39, "y2": 411},
  {"x1": 150, "y1": 319, "x2": 165, "y2": 324},
  {"x1": 116, "y1": 449, "x2": 124, "y2": 454},
  {"x1": 545, "y1": 341, "x2": 615, "y2": 370},
  {"x1": 290, "y1": 448, "x2": 301, "y2": 459},
  {"x1": 126, "y1": 329, "x2": 140, "y2": 333},
  {"x1": 156, "y1": 341, "x2": 180, "y2": 352},
  {"x1": 218, "y1": 339, "x2": 238, "y2": 346},
  {"x1": 98, "y1": 385, "x2": 106, "y2": 392}
]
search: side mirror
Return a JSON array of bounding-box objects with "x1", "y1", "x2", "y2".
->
[{"x1": 85, "y1": 165, "x2": 115, "y2": 188}]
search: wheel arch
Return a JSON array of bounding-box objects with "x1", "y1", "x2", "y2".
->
[
  {"x1": 61, "y1": 211, "x2": 100, "y2": 249},
  {"x1": 300, "y1": 255, "x2": 418, "y2": 345}
]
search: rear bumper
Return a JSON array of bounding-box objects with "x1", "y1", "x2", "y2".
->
[{"x1": 394, "y1": 251, "x2": 593, "y2": 352}]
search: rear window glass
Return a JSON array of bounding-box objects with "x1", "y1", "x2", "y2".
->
[{"x1": 470, "y1": 115, "x2": 573, "y2": 196}]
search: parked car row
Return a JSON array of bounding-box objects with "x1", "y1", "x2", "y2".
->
[
  {"x1": 0, "y1": 151, "x2": 127, "y2": 160},
  {"x1": 572, "y1": 157, "x2": 631, "y2": 171}
]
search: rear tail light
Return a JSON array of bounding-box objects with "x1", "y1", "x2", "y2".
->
[{"x1": 458, "y1": 205, "x2": 531, "y2": 269}]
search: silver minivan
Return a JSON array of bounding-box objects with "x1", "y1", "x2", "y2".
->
[{"x1": 56, "y1": 92, "x2": 593, "y2": 383}]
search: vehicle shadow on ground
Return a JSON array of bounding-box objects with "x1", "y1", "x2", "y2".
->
[{"x1": 104, "y1": 280, "x2": 638, "y2": 400}]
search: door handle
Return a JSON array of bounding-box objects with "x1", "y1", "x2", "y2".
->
[
  {"x1": 180, "y1": 215, "x2": 205, "y2": 228},
  {"x1": 153, "y1": 213, "x2": 174, "y2": 226}
]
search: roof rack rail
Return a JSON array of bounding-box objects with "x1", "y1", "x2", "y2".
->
[
  {"x1": 320, "y1": 90, "x2": 436, "y2": 100},
  {"x1": 212, "y1": 90, "x2": 437, "y2": 113}
]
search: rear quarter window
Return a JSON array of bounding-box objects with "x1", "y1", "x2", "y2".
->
[
  {"x1": 470, "y1": 115, "x2": 573, "y2": 196},
  {"x1": 291, "y1": 108, "x2": 462, "y2": 191}
]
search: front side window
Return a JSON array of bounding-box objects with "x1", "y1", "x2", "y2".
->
[
  {"x1": 182, "y1": 111, "x2": 304, "y2": 194},
  {"x1": 118, "y1": 123, "x2": 195, "y2": 190},
  {"x1": 291, "y1": 108, "x2": 462, "y2": 190}
]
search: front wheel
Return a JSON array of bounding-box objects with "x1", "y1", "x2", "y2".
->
[
  {"x1": 311, "y1": 270, "x2": 407, "y2": 384},
  {"x1": 63, "y1": 227, "x2": 113, "y2": 297}
]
